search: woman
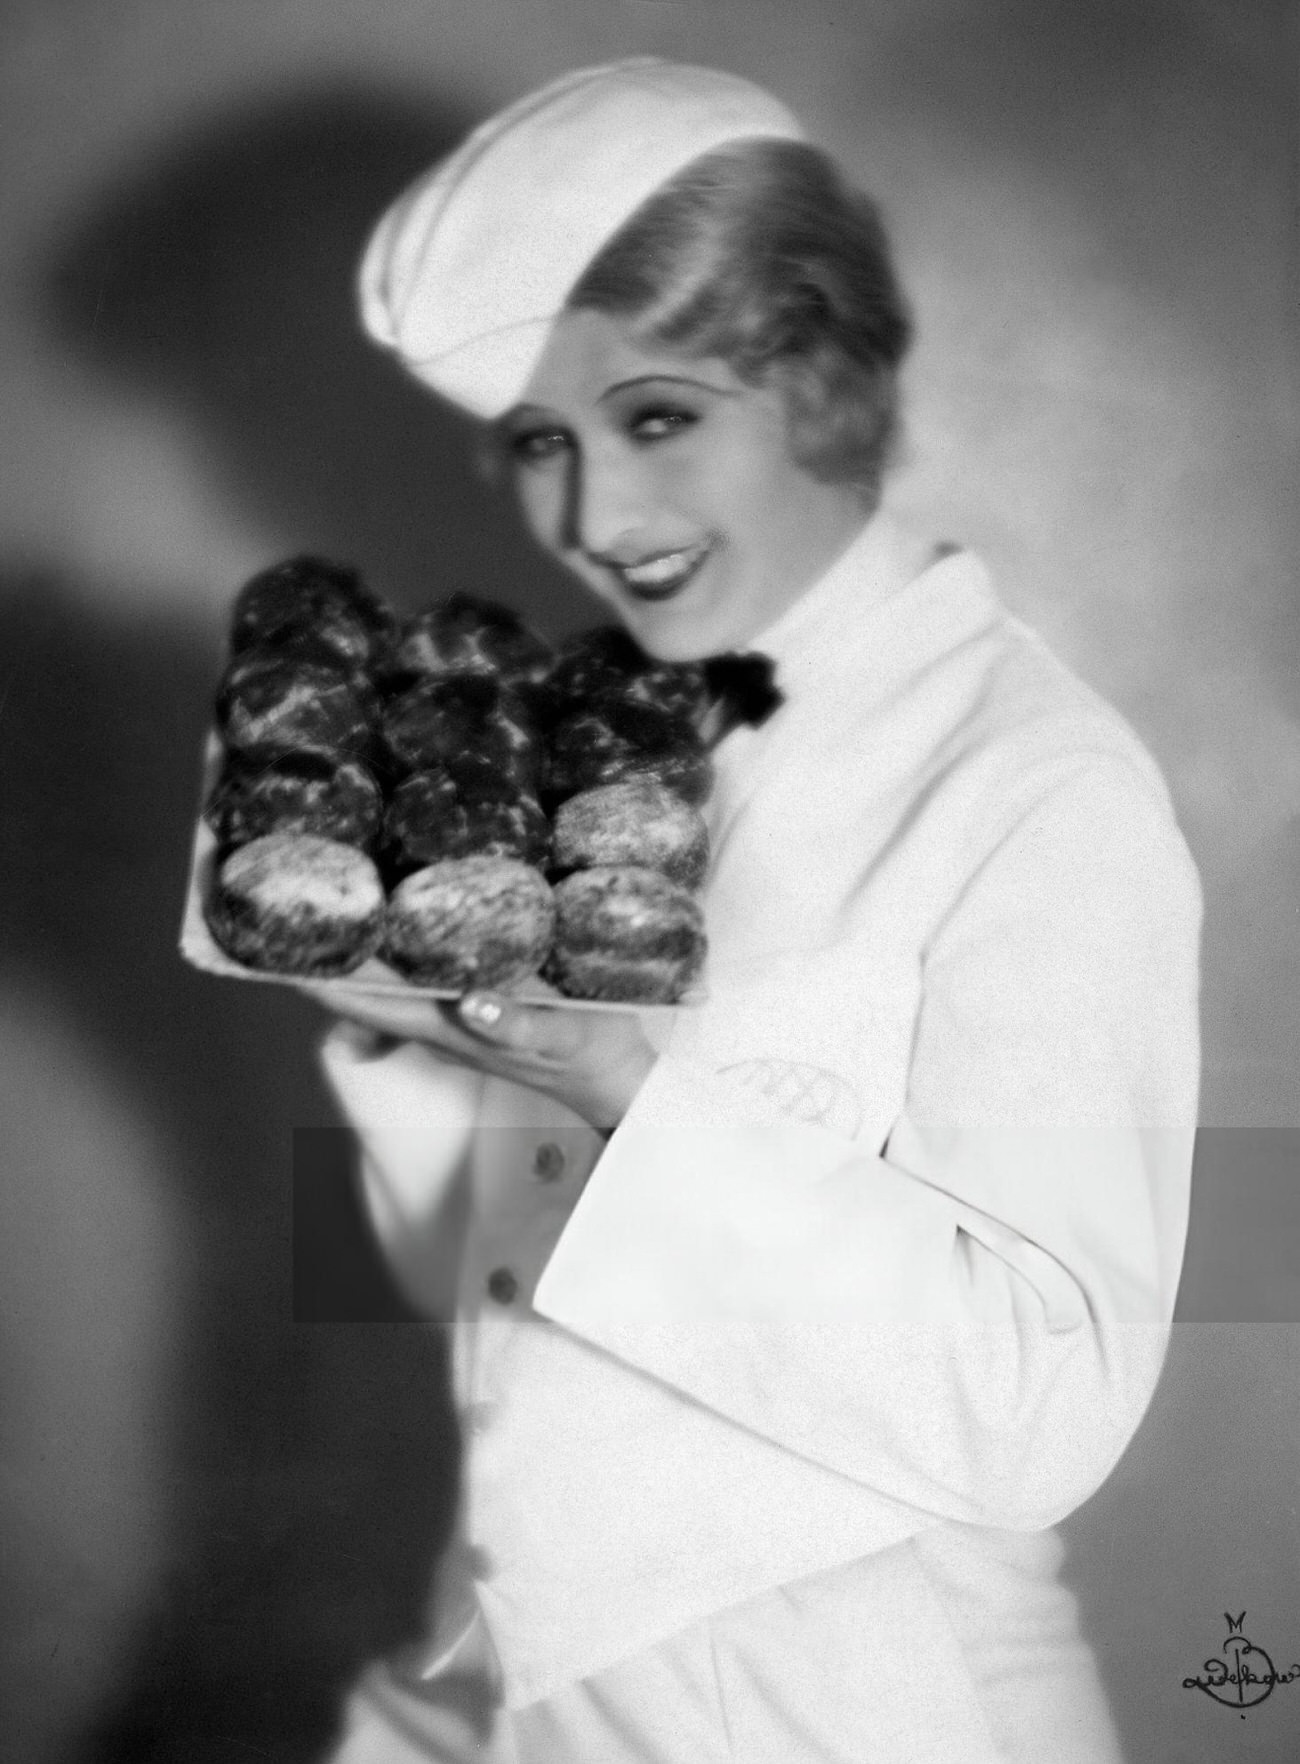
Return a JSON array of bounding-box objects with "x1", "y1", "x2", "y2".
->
[{"x1": 311, "y1": 58, "x2": 1201, "y2": 1763}]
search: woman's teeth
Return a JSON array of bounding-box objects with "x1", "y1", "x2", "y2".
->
[{"x1": 617, "y1": 542, "x2": 712, "y2": 597}]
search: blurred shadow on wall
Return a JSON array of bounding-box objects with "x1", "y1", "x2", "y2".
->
[
  {"x1": 1, "y1": 569, "x2": 451, "y2": 1764},
  {"x1": 7, "y1": 81, "x2": 593, "y2": 1763},
  {"x1": 40, "y1": 79, "x2": 590, "y2": 624}
]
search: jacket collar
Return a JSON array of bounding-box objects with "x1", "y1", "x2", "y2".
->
[{"x1": 751, "y1": 507, "x2": 987, "y2": 705}]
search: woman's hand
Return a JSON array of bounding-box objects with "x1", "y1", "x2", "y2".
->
[{"x1": 295, "y1": 983, "x2": 657, "y2": 1135}]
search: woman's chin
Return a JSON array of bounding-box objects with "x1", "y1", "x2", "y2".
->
[{"x1": 616, "y1": 602, "x2": 729, "y2": 664}]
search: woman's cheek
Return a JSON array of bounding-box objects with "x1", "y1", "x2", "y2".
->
[{"x1": 654, "y1": 443, "x2": 708, "y2": 501}]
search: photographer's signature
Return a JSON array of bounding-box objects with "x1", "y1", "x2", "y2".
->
[{"x1": 1183, "y1": 1612, "x2": 1300, "y2": 1715}]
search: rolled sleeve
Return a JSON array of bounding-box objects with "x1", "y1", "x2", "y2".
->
[{"x1": 534, "y1": 755, "x2": 1202, "y2": 1532}]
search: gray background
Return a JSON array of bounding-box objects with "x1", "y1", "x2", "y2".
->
[{"x1": 1, "y1": 1, "x2": 1296, "y2": 1760}]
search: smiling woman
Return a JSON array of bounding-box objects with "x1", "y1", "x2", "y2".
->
[
  {"x1": 310, "y1": 55, "x2": 1203, "y2": 1764},
  {"x1": 494, "y1": 130, "x2": 912, "y2": 660}
]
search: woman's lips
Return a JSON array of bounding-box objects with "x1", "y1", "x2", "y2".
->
[{"x1": 613, "y1": 540, "x2": 714, "y2": 601}]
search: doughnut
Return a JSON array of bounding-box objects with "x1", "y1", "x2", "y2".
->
[
  {"x1": 204, "y1": 753, "x2": 384, "y2": 851},
  {"x1": 216, "y1": 652, "x2": 375, "y2": 763},
  {"x1": 228, "y1": 555, "x2": 396, "y2": 671},
  {"x1": 543, "y1": 694, "x2": 712, "y2": 808},
  {"x1": 540, "y1": 626, "x2": 708, "y2": 727},
  {"x1": 551, "y1": 780, "x2": 709, "y2": 889},
  {"x1": 382, "y1": 857, "x2": 555, "y2": 991},
  {"x1": 221, "y1": 633, "x2": 370, "y2": 695},
  {"x1": 379, "y1": 673, "x2": 536, "y2": 785},
  {"x1": 205, "y1": 833, "x2": 385, "y2": 976},
  {"x1": 383, "y1": 760, "x2": 550, "y2": 875},
  {"x1": 546, "y1": 866, "x2": 706, "y2": 1003},
  {"x1": 377, "y1": 593, "x2": 553, "y2": 693}
]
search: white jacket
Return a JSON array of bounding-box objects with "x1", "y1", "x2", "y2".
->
[{"x1": 322, "y1": 512, "x2": 1202, "y2": 1711}]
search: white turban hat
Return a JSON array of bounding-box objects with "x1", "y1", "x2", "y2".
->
[{"x1": 357, "y1": 57, "x2": 803, "y2": 418}]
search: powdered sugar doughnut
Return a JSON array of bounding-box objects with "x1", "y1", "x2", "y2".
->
[
  {"x1": 551, "y1": 780, "x2": 709, "y2": 889},
  {"x1": 382, "y1": 857, "x2": 554, "y2": 991},
  {"x1": 205, "y1": 833, "x2": 384, "y2": 976},
  {"x1": 547, "y1": 866, "x2": 706, "y2": 1003}
]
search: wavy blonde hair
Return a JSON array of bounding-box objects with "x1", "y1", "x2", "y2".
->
[{"x1": 567, "y1": 138, "x2": 913, "y2": 504}]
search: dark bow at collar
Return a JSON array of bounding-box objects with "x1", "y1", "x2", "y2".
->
[{"x1": 700, "y1": 650, "x2": 784, "y2": 745}]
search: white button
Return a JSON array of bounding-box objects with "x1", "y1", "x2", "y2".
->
[{"x1": 532, "y1": 1141, "x2": 566, "y2": 1182}]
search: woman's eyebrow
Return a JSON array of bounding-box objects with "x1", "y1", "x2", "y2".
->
[{"x1": 598, "y1": 373, "x2": 739, "y2": 402}]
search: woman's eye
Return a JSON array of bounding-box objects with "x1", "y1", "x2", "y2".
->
[
  {"x1": 509, "y1": 427, "x2": 570, "y2": 465},
  {"x1": 628, "y1": 406, "x2": 699, "y2": 443}
]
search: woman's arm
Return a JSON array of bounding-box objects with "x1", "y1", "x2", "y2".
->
[{"x1": 531, "y1": 754, "x2": 1202, "y2": 1531}]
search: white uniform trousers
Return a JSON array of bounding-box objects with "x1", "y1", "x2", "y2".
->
[{"x1": 322, "y1": 1530, "x2": 1124, "y2": 1763}]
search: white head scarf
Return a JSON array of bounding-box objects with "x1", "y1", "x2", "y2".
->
[{"x1": 357, "y1": 57, "x2": 803, "y2": 418}]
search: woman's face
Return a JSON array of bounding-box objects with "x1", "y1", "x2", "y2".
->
[{"x1": 501, "y1": 310, "x2": 869, "y2": 660}]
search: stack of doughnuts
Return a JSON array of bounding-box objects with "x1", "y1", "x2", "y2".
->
[
  {"x1": 205, "y1": 559, "x2": 393, "y2": 975},
  {"x1": 547, "y1": 788, "x2": 708, "y2": 1004},
  {"x1": 374, "y1": 599, "x2": 557, "y2": 991},
  {"x1": 538, "y1": 629, "x2": 712, "y2": 1003},
  {"x1": 200, "y1": 569, "x2": 710, "y2": 1001}
]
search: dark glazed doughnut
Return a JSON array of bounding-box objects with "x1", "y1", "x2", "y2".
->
[
  {"x1": 205, "y1": 753, "x2": 384, "y2": 850},
  {"x1": 379, "y1": 674, "x2": 536, "y2": 786},
  {"x1": 547, "y1": 866, "x2": 706, "y2": 1003},
  {"x1": 382, "y1": 857, "x2": 555, "y2": 991},
  {"x1": 377, "y1": 593, "x2": 553, "y2": 692},
  {"x1": 229, "y1": 555, "x2": 396, "y2": 671},
  {"x1": 216, "y1": 652, "x2": 375, "y2": 763},
  {"x1": 543, "y1": 695, "x2": 712, "y2": 808},
  {"x1": 538, "y1": 626, "x2": 709, "y2": 728},
  {"x1": 220, "y1": 633, "x2": 371, "y2": 695},
  {"x1": 205, "y1": 833, "x2": 385, "y2": 976},
  {"x1": 383, "y1": 760, "x2": 550, "y2": 875},
  {"x1": 551, "y1": 780, "x2": 709, "y2": 889}
]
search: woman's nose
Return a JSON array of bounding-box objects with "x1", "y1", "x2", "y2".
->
[{"x1": 564, "y1": 442, "x2": 649, "y2": 561}]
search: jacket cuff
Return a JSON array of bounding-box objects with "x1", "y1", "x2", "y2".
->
[{"x1": 535, "y1": 1053, "x2": 958, "y2": 1329}]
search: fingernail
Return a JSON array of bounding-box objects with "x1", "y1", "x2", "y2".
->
[{"x1": 461, "y1": 993, "x2": 503, "y2": 1028}]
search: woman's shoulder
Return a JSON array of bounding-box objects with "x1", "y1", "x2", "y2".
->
[
  {"x1": 876, "y1": 548, "x2": 1198, "y2": 917},
  {"x1": 918, "y1": 548, "x2": 1176, "y2": 815}
]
